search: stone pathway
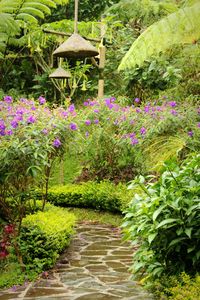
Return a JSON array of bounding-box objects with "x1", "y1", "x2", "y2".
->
[{"x1": 0, "y1": 222, "x2": 153, "y2": 300}]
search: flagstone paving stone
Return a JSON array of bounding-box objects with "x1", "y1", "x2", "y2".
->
[{"x1": 0, "y1": 222, "x2": 153, "y2": 300}]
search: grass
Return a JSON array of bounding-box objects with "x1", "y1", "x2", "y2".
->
[
  {"x1": 66, "y1": 207, "x2": 123, "y2": 227},
  {"x1": 49, "y1": 152, "x2": 81, "y2": 186},
  {"x1": 0, "y1": 261, "x2": 38, "y2": 289}
]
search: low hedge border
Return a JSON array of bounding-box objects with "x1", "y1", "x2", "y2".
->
[
  {"x1": 35, "y1": 181, "x2": 133, "y2": 213},
  {"x1": 19, "y1": 205, "x2": 76, "y2": 271}
]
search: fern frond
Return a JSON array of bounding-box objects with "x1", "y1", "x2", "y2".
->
[
  {"x1": 35, "y1": 0, "x2": 57, "y2": 8},
  {"x1": 118, "y1": 2, "x2": 200, "y2": 71},
  {"x1": 23, "y1": 2, "x2": 51, "y2": 15},
  {"x1": 20, "y1": 7, "x2": 45, "y2": 19},
  {"x1": 16, "y1": 13, "x2": 38, "y2": 23}
]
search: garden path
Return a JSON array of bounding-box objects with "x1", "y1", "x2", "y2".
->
[{"x1": 0, "y1": 222, "x2": 153, "y2": 300}]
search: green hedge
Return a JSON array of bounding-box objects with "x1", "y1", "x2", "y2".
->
[
  {"x1": 19, "y1": 205, "x2": 76, "y2": 271},
  {"x1": 36, "y1": 181, "x2": 132, "y2": 213}
]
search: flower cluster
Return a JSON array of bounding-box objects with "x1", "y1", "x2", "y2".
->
[{"x1": 0, "y1": 224, "x2": 15, "y2": 260}]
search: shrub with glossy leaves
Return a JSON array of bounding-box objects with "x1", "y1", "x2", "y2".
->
[
  {"x1": 35, "y1": 181, "x2": 132, "y2": 212},
  {"x1": 122, "y1": 154, "x2": 200, "y2": 279}
]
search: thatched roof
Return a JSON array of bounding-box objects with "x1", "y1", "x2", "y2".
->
[
  {"x1": 53, "y1": 33, "x2": 99, "y2": 58},
  {"x1": 49, "y1": 67, "x2": 71, "y2": 79}
]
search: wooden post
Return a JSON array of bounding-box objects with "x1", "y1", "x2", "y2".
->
[
  {"x1": 74, "y1": 0, "x2": 79, "y2": 34},
  {"x1": 98, "y1": 45, "x2": 106, "y2": 98},
  {"x1": 98, "y1": 17, "x2": 106, "y2": 99}
]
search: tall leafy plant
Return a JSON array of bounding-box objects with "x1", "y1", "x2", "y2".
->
[
  {"x1": 118, "y1": 1, "x2": 200, "y2": 70},
  {"x1": 122, "y1": 154, "x2": 200, "y2": 280}
]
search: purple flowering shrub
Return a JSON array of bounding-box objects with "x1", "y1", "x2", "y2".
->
[
  {"x1": 0, "y1": 96, "x2": 77, "y2": 222},
  {"x1": 72, "y1": 97, "x2": 200, "y2": 181}
]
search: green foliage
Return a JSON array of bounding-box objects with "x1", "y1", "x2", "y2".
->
[
  {"x1": 66, "y1": 0, "x2": 119, "y2": 21},
  {"x1": 122, "y1": 154, "x2": 200, "y2": 280},
  {"x1": 19, "y1": 205, "x2": 76, "y2": 271},
  {"x1": 152, "y1": 272, "x2": 200, "y2": 300},
  {"x1": 167, "y1": 273, "x2": 200, "y2": 300},
  {"x1": 0, "y1": 262, "x2": 38, "y2": 288},
  {"x1": 106, "y1": 0, "x2": 177, "y2": 26},
  {"x1": 36, "y1": 181, "x2": 132, "y2": 212},
  {"x1": 118, "y1": 2, "x2": 200, "y2": 71},
  {"x1": 49, "y1": 152, "x2": 81, "y2": 186}
]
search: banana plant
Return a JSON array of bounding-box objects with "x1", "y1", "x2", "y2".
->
[{"x1": 118, "y1": 1, "x2": 200, "y2": 71}]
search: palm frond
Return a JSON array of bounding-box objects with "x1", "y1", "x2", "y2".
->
[{"x1": 118, "y1": 2, "x2": 200, "y2": 71}]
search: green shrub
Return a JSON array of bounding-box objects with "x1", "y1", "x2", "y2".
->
[
  {"x1": 152, "y1": 272, "x2": 200, "y2": 300},
  {"x1": 19, "y1": 205, "x2": 76, "y2": 272},
  {"x1": 35, "y1": 181, "x2": 132, "y2": 213},
  {"x1": 167, "y1": 273, "x2": 200, "y2": 300},
  {"x1": 122, "y1": 154, "x2": 200, "y2": 279}
]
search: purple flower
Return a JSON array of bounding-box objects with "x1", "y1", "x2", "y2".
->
[
  {"x1": 27, "y1": 115, "x2": 36, "y2": 124},
  {"x1": 11, "y1": 285, "x2": 17, "y2": 292},
  {"x1": 144, "y1": 106, "x2": 150, "y2": 113},
  {"x1": 0, "y1": 120, "x2": 6, "y2": 131},
  {"x1": 136, "y1": 108, "x2": 141, "y2": 113},
  {"x1": 85, "y1": 131, "x2": 89, "y2": 137},
  {"x1": 89, "y1": 101, "x2": 96, "y2": 106},
  {"x1": 130, "y1": 120, "x2": 134, "y2": 125},
  {"x1": 20, "y1": 98, "x2": 27, "y2": 103},
  {"x1": 31, "y1": 106, "x2": 36, "y2": 111},
  {"x1": 42, "y1": 129, "x2": 48, "y2": 135},
  {"x1": 68, "y1": 104, "x2": 75, "y2": 112},
  {"x1": 3, "y1": 96, "x2": 12, "y2": 103},
  {"x1": 140, "y1": 127, "x2": 146, "y2": 135},
  {"x1": 188, "y1": 131, "x2": 193, "y2": 137},
  {"x1": 156, "y1": 106, "x2": 162, "y2": 111},
  {"x1": 5, "y1": 130, "x2": 13, "y2": 136},
  {"x1": 131, "y1": 138, "x2": 139, "y2": 145},
  {"x1": 94, "y1": 119, "x2": 99, "y2": 124},
  {"x1": 15, "y1": 114, "x2": 23, "y2": 121},
  {"x1": 105, "y1": 98, "x2": 111, "y2": 106},
  {"x1": 129, "y1": 132, "x2": 135, "y2": 138},
  {"x1": 134, "y1": 98, "x2": 140, "y2": 103},
  {"x1": 70, "y1": 123, "x2": 77, "y2": 130},
  {"x1": 85, "y1": 120, "x2": 91, "y2": 126},
  {"x1": 170, "y1": 109, "x2": 178, "y2": 116},
  {"x1": 197, "y1": 122, "x2": 200, "y2": 128},
  {"x1": 94, "y1": 109, "x2": 99, "y2": 113},
  {"x1": 62, "y1": 111, "x2": 68, "y2": 117},
  {"x1": 11, "y1": 120, "x2": 18, "y2": 128},
  {"x1": 83, "y1": 101, "x2": 89, "y2": 106},
  {"x1": 169, "y1": 101, "x2": 176, "y2": 107},
  {"x1": 53, "y1": 138, "x2": 61, "y2": 148},
  {"x1": 38, "y1": 96, "x2": 46, "y2": 105},
  {"x1": 16, "y1": 108, "x2": 25, "y2": 115}
]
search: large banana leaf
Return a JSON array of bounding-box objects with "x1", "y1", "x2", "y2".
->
[{"x1": 118, "y1": 2, "x2": 200, "y2": 71}]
